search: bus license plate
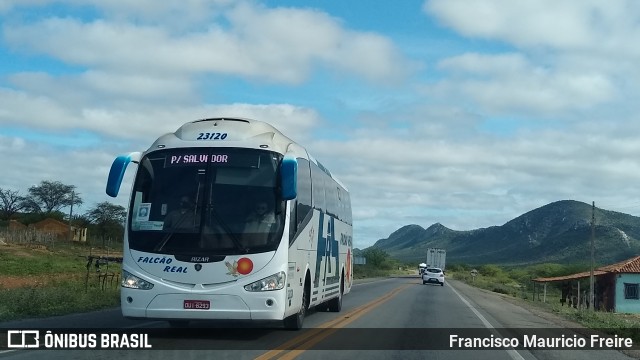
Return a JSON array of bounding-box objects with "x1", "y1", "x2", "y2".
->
[{"x1": 184, "y1": 300, "x2": 210, "y2": 310}]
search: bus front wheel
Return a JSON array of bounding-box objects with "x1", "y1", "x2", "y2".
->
[{"x1": 284, "y1": 277, "x2": 309, "y2": 330}]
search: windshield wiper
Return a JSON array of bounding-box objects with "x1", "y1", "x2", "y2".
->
[
  {"x1": 153, "y1": 211, "x2": 193, "y2": 252},
  {"x1": 208, "y1": 207, "x2": 248, "y2": 253},
  {"x1": 154, "y1": 232, "x2": 173, "y2": 252}
]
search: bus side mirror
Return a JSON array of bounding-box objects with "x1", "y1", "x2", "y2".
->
[
  {"x1": 280, "y1": 155, "x2": 297, "y2": 200},
  {"x1": 106, "y1": 152, "x2": 141, "y2": 197}
]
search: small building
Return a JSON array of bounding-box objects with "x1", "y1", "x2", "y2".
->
[
  {"x1": 31, "y1": 218, "x2": 88, "y2": 242},
  {"x1": 8, "y1": 219, "x2": 27, "y2": 231},
  {"x1": 532, "y1": 255, "x2": 640, "y2": 313},
  {"x1": 71, "y1": 226, "x2": 88, "y2": 242}
]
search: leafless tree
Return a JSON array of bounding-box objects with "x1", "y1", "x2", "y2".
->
[{"x1": 0, "y1": 188, "x2": 26, "y2": 220}]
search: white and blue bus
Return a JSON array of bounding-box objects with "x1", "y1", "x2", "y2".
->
[{"x1": 106, "y1": 117, "x2": 352, "y2": 329}]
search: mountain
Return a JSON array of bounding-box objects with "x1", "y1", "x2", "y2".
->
[{"x1": 370, "y1": 200, "x2": 640, "y2": 266}]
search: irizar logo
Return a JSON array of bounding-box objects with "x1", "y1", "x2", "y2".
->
[
  {"x1": 194, "y1": 264, "x2": 202, "y2": 272},
  {"x1": 191, "y1": 256, "x2": 209, "y2": 262}
]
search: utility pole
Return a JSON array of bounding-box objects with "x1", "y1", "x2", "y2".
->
[
  {"x1": 589, "y1": 201, "x2": 595, "y2": 311},
  {"x1": 68, "y1": 190, "x2": 75, "y2": 242}
]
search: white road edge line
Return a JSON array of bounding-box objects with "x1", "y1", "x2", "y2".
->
[{"x1": 449, "y1": 283, "x2": 527, "y2": 360}]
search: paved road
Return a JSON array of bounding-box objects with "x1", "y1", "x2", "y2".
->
[{"x1": 0, "y1": 277, "x2": 636, "y2": 359}]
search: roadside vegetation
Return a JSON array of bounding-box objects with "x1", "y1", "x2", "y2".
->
[
  {"x1": 446, "y1": 263, "x2": 640, "y2": 344},
  {"x1": 0, "y1": 180, "x2": 125, "y2": 322},
  {"x1": 0, "y1": 243, "x2": 410, "y2": 322},
  {"x1": 0, "y1": 242, "x2": 122, "y2": 322},
  {"x1": 1, "y1": 243, "x2": 412, "y2": 322},
  {"x1": 353, "y1": 248, "x2": 414, "y2": 279}
]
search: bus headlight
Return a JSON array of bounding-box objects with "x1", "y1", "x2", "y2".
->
[
  {"x1": 121, "y1": 270, "x2": 154, "y2": 290},
  {"x1": 244, "y1": 271, "x2": 286, "y2": 292}
]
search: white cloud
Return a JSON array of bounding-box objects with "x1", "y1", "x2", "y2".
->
[
  {"x1": 0, "y1": 78, "x2": 321, "y2": 141},
  {"x1": 82, "y1": 0, "x2": 233, "y2": 25},
  {"x1": 3, "y1": 2, "x2": 415, "y2": 84},
  {"x1": 9, "y1": 71, "x2": 195, "y2": 105},
  {"x1": 0, "y1": 0, "x2": 49, "y2": 13},
  {"x1": 306, "y1": 112, "x2": 640, "y2": 247},
  {"x1": 0, "y1": 87, "x2": 75, "y2": 130},
  {"x1": 421, "y1": 0, "x2": 640, "y2": 118},
  {"x1": 0, "y1": 0, "x2": 232, "y2": 22},
  {"x1": 424, "y1": 0, "x2": 640, "y2": 57},
  {"x1": 426, "y1": 52, "x2": 616, "y2": 115},
  {"x1": 0, "y1": 134, "x2": 121, "y2": 208},
  {"x1": 438, "y1": 53, "x2": 529, "y2": 75}
]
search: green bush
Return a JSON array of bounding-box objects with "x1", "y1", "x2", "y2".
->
[
  {"x1": 0, "y1": 280, "x2": 120, "y2": 322},
  {"x1": 491, "y1": 285, "x2": 511, "y2": 295},
  {"x1": 478, "y1": 264, "x2": 503, "y2": 277}
]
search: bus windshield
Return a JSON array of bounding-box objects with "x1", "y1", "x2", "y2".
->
[{"x1": 128, "y1": 147, "x2": 284, "y2": 256}]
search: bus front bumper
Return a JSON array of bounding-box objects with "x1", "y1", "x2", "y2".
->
[{"x1": 121, "y1": 291, "x2": 286, "y2": 321}]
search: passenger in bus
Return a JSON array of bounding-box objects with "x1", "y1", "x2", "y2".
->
[
  {"x1": 243, "y1": 201, "x2": 275, "y2": 245},
  {"x1": 163, "y1": 195, "x2": 199, "y2": 230}
]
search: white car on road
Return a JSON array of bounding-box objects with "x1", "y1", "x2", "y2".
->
[{"x1": 422, "y1": 267, "x2": 445, "y2": 286}]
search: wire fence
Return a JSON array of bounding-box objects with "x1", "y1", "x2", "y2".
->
[{"x1": 0, "y1": 228, "x2": 57, "y2": 247}]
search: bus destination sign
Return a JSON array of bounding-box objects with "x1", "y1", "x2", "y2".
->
[{"x1": 164, "y1": 153, "x2": 259, "y2": 168}]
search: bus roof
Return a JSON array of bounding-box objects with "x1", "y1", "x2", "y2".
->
[{"x1": 150, "y1": 117, "x2": 348, "y2": 191}]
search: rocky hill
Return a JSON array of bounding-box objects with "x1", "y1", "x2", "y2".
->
[{"x1": 370, "y1": 200, "x2": 640, "y2": 266}]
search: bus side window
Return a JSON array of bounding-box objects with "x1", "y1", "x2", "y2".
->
[
  {"x1": 289, "y1": 200, "x2": 297, "y2": 245},
  {"x1": 310, "y1": 161, "x2": 325, "y2": 213},
  {"x1": 291, "y1": 158, "x2": 312, "y2": 243}
]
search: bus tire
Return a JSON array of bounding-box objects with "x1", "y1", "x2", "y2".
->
[
  {"x1": 284, "y1": 275, "x2": 309, "y2": 330},
  {"x1": 327, "y1": 272, "x2": 343, "y2": 312}
]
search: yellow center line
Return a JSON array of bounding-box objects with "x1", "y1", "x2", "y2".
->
[{"x1": 255, "y1": 282, "x2": 413, "y2": 360}]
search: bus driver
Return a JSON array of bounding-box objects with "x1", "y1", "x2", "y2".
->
[
  {"x1": 243, "y1": 201, "x2": 275, "y2": 245},
  {"x1": 164, "y1": 195, "x2": 198, "y2": 230}
]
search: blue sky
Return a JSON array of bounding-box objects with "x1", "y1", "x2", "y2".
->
[{"x1": 2, "y1": 0, "x2": 640, "y2": 248}]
